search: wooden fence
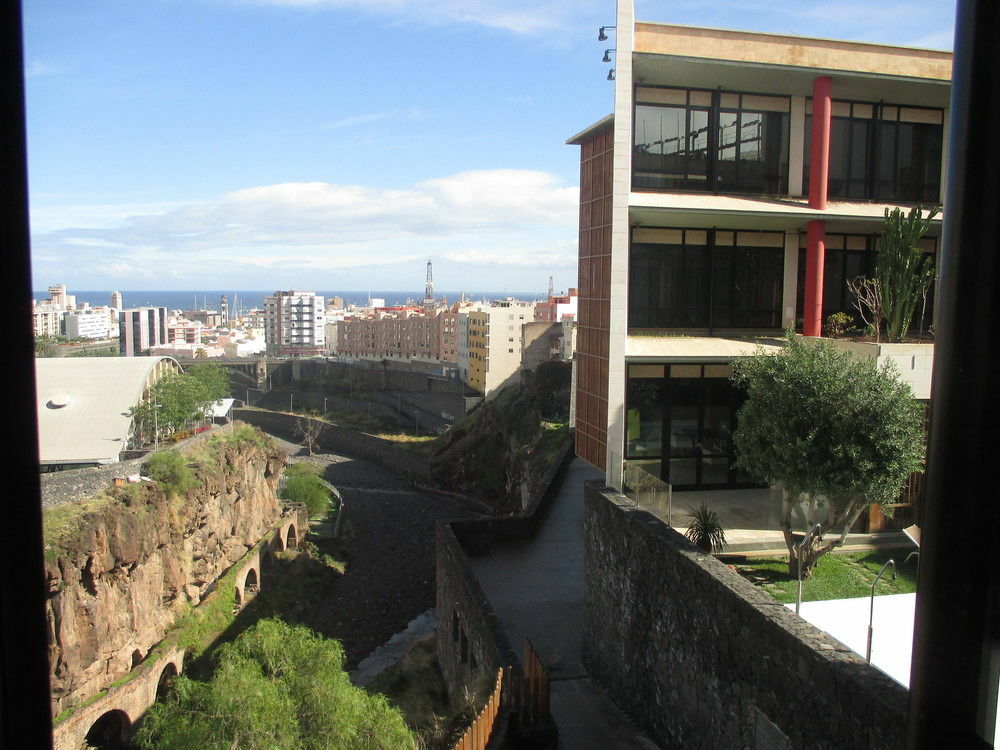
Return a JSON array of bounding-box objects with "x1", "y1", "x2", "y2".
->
[
  {"x1": 451, "y1": 668, "x2": 503, "y2": 750},
  {"x1": 520, "y1": 638, "x2": 550, "y2": 727}
]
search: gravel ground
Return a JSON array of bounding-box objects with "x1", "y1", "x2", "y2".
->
[{"x1": 269, "y1": 434, "x2": 474, "y2": 669}]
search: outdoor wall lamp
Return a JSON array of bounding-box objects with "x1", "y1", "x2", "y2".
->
[
  {"x1": 598, "y1": 26, "x2": 616, "y2": 41},
  {"x1": 607, "y1": 69, "x2": 616, "y2": 81},
  {"x1": 602, "y1": 49, "x2": 615, "y2": 63}
]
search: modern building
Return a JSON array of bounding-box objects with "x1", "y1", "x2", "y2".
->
[
  {"x1": 264, "y1": 290, "x2": 325, "y2": 357},
  {"x1": 110, "y1": 291, "x2": 123, "y2": 310},
  {"x1": 118, "y1": 307, "x2": 168, "y2": 357},
  {"x1": 64, "y1": 308, "x2": 114, "y2": 340},
  {"x1": 568, "y1": 4, "x2": 949, "y2": 490},
  {"x1": 34, "y1": 356, "x2": 181, "y2": 471}
]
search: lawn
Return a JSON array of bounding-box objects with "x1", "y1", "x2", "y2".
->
[{"x1": 731, "y1": 549, "x2": 917, "y2": 604}]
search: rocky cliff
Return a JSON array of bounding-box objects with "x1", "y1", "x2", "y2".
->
[
  {"x1": 43, "y1": 426, "x2": 286, "y2": 715},
  {"x1": 429, "y1": 368, "x2": 570, "y2": 515}
]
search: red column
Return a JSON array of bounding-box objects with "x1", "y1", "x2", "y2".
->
[{"x1": 803, "y1": 75, "x2": 832, "y2": 336}]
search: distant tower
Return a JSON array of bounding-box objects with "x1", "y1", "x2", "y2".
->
[
  {"x1": 220, "y1": 294, "x2": 229, "y2": 324},
  {"x1": 548, "y1": 276, "x2": 554, "y2": 298},
  {"x1": 110, "y1": 290, "x2": 123, "y2": 309},
  {"x1": 424, "y1": 259, "x2": 434, "y2": 303}
]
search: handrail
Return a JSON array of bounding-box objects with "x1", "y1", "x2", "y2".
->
[{"x1": 867, "y1": 559, "x2": 896, "y2": 662}]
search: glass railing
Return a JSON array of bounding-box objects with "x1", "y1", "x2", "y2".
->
[{"x1": 622, "y1": 460, "x2": 673, "y2": 527}]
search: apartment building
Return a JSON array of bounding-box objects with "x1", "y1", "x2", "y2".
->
[
  {"x1": 569, "y1": 3, "x2": 949, "y2": 490},
  {"x1": 535, "y1": 288, "x2": 579, "y2": 323},
  {"x1": 264, "y1": 291, "x2": 325, "y2": 357},
  {"x1": 64, "y1": 308, "x2": 114, "y2": 339},
  {"x1": 32, "y1": 302, "x2": 63, "y2": 338},
  {"x1": 118, "y1": 307, "x2": 168, "y2": 357},
  {"x1": 166, "y1": 318, "x2": 204, "y2": 345},
  {"x1": 336, "y1": 306, "x2": 460, "y2": 363},
  {"x1": 466, "y1": 300, "x2": 536, "y2": 397}
]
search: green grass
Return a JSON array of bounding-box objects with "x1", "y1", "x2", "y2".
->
[{"x1": 732, "y1": 549, "x2": 917, "y2": 604}]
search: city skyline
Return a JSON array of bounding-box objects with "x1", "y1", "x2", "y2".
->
[{"x1": 24, "y1": 0, "x2": 955, "y2": 292}]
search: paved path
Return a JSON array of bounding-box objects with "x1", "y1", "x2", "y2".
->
[{"x1": 469, "y1": 459, "x2": 659, "y2": 749}]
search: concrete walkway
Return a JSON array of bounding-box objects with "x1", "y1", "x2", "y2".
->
[{"x1": 469, "y1": 459, "x2": 659, "y2": 749}]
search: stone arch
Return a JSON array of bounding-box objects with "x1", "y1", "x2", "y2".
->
[
  {"x1": 237, "y1": 565, "x2": 259, "y2": 607},
  {"x1": 156, "y1": 661, "x2": 178, "y2": 699},
  {"x1": 84, "y1": 709, "x2": 131, "y2": 749},
  {"x1": 285, "y1": 524, "x2": 297, "y2": 550}
]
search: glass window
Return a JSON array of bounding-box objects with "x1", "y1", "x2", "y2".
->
[
  {"x1": 633, "y1": 104, "x2": 710, "y2": 190},
  {"x1": 633, "y1": 89, "x2": 788, "y2": 195},
  {"x1": 630, "y1": 229, "x2": 783, "y2": 330},
  {"x1": 805, "y1": 101, "x2": 942, "y2": 203}
]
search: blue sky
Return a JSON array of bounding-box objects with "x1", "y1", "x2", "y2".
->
[{"x1": 24, "y1": 0, "x2": 956, "y2": 293}]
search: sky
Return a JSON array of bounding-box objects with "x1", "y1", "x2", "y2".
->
[{"x1": 23, "y1": 0, "x2": 956, "y2": 293}]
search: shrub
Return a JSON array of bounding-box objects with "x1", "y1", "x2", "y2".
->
[
  {"x1": 824, "y1": 311, "x2": 854, "y2": 338},
  {"x1": 136, "y1": 619, "x2": 413, "y2": 749},
  {"x1": 280, "y1": 464, "x2": 333, "y2": 519},
  {"x1": 145, "y1": 450, "x2": 200, "y2": 496}
]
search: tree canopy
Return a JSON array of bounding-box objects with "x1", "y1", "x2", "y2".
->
[
  {"x1": 130, "y1": 363, "x2": 230, "y2": 442},
  {"x1": 731, "y1": 334, "x2": 925, "y2": 575},
  {"x1": 136, "y1": 619, "x2": 413, "y2": 750}
]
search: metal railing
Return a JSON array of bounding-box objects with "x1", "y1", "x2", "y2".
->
[{"x1": 622, "y1": 460, "x2": 673, "y2": 526}]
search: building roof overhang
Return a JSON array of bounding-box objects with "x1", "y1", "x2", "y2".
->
[
  {"x1": 629, "y1": 193, "x2": 943, "y2": 235},
  {"x1": 624, "y1": 335, "x2": 785, "y2": 361},
  {"x1": 566, "y1": 114, "x2": 614, "y2": 145}
]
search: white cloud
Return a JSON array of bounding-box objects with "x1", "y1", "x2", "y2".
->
[{"x1": 30, "y1": 169, "x2": 579, "y2": 288}]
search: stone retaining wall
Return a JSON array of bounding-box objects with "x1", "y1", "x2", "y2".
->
[
  {"x1": 583, "y1": 482, "x2": 909, "y2": 749},
  {"x1": 233, "y1": 407, "x2": 431, "y2": 481},
  {"x1": 436, "y1": 439, "x2": 574, "y2": 693}
]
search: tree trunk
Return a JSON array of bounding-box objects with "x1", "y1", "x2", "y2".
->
[{"x1": 785, "y1": 494, "x2": 869, "y2": 579}]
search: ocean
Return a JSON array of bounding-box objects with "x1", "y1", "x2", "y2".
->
[{"x1": 33, "y1": 290, "x2": 548, "y2": 313}]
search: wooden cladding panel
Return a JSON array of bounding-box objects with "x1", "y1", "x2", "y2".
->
[{"x1": 574, "y1": 127, "x2": 613, "y2": 472}]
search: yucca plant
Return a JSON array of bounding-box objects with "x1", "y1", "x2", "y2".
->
[{"x1": 684, "y1": 503, "x2": 728, "y2": 553}]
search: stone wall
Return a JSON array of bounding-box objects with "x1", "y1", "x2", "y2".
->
[
  {"x1": 436, "y1": 524, "x2": 520, "y2": 697},
  {"x1": 44, "y1": 432, "x2": 287, "y2": 715},
  {"x1": 583, "y1": 482, "x2": 909, "y2": 749},
  {"x1": 436, "y1": 438, "x2": 574, "y2": 693},
  {"x1": 233, "y1": 407, "x2": 432, "y2": 481}
]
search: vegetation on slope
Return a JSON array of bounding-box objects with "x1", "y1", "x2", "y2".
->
[
  {"x1": 136, "y1": 619, "x2": 414, "y2": 750},
  {"x1": 427, "y1": 361, "x2": 571, "y2": 514}
]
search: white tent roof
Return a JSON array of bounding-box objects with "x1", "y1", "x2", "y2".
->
[{"x1": 35, "y1": 357, "x2": 179, "y2": 465}]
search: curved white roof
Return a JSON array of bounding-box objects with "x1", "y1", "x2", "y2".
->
[{"x1": 34, "y1": 356, "x2": 180, "y2": 465}]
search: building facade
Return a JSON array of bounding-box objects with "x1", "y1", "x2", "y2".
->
[
  {"x1": 264, "y1": 291, "x2": 325, "y2": 357},
  {"x1": 569, "y1": 3, "x2": 949, "y2": 489},
  {"x1": 118, "y1": 307, "x2": 168, "y2": 357}
]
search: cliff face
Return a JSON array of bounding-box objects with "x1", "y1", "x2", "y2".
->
[
  {"x1": 44, "y1": 432, "x2": 286, "y2": 714},
  {"x1": 429, "y1": 381, "x2": 568, "y2": 515}
]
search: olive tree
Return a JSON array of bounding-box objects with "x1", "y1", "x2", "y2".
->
[{"x1": 731, "y1": 334, "x2": 925, "y2": 577}]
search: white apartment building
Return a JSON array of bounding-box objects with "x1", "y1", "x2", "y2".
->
[
  {"x1": 264, "y1": 291, "x2": 325, "y2": 357},
  {"x1": 64, "y1": 309, "x2": 114, "y2": 339},
  {"x1": 32, "y1": 302, "x2": 63, "y2": 338}
]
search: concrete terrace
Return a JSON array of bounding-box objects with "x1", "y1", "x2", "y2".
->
[{"x1": 468, "y1": 459, "x2": 658, "y2": 749}]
